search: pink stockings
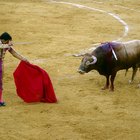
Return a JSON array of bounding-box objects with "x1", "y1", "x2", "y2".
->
[{"x1": 0, "y1": 89, "x2": 3, "y2": 102}]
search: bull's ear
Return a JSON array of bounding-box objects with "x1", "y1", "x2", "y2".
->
[
  {"x1": 89, "y1": 57, "x2": 93, "y2": 61},
  {"x1": 86, "y1": 61, "x2": 90, "y2": 66}
]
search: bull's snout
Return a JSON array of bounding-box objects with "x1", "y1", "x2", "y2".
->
[{"x1": 77, "y1": 69, "x2": 85, "y2": 74}]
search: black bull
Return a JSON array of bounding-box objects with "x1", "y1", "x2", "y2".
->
[{"x1": 78, "y1": 40, "x2": 140, "y2": 91}]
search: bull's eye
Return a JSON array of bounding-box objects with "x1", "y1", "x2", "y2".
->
[{"x1": 86, "y1": 61, "x2": 90, "y2": 66}]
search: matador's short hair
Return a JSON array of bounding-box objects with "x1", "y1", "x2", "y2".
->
[{"x1": 0, "y1": 32, "x2": 12, "y2": 41}]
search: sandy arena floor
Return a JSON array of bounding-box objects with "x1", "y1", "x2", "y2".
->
[{"x1": 0, "y1": 0, "x2": 140, "y2": 139}]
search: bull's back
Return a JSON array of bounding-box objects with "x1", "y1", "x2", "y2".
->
[
  {"x1": 114, "y1": 40, "x2": 140, "y2": 70},
  {"x1": 115, "y1": 40, "x2": 140, "y2": 60},
  {"x1": 124, "y1": 40, "x2": 140, "y2": 56}
]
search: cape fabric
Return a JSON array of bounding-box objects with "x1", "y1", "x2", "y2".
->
[{"x1": 13, "y1": 61, "x2": 57, "y2": 103}]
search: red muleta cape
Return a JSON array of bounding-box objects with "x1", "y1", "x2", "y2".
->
[{"x1": 13, "y1": 61, "x2": 57, "y2": 103}]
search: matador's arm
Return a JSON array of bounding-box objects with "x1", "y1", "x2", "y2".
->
[{"x1": 9, "y1": 47, "x2": 29, "y2": 62}]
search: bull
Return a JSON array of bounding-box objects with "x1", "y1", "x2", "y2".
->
[{"x1": 78, "y1": 40, "x2": 140, "y2": 91}]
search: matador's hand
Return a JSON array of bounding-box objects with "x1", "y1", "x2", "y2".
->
[{"x1": 23, "y1": 58, "x2": 30, "y2": 63}]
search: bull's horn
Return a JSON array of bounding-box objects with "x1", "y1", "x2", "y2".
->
[
  {"x1": 90, "y1": 55, "x2": 97, "y2": 64},
  {"x1": 85, "y1": 56, "x2": 97, "y2": 66}
]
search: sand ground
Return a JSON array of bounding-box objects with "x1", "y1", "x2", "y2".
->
[{"x1": 0, "y1": 0, "x2": 140, "y2": 139}]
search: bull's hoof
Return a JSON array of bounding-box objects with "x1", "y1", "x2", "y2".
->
[
  {"x1": 128, "y1": 80, "x2": 133, "y2": 84},
  {"x1": 101, "y1": 86, "x2": 109, "y2": 90},
  {"x1": 137, "y1": 84, "x2": 140, "y2": 88},
  {"x1": 109, "y1": 89, "x2": 114, "y2": 92}
]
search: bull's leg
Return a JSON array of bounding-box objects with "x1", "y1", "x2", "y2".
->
[
  {"x1": 125, "y1": 69, "x2": 128, "y2": 76},
  {"x1": 131, "y1": 67, "x2": 137, "y2": 82},
  {"x1": 110, "y1": 73, "x2": 116, "y2": 91},
  {"x1": 102, "y1": 75, "x2": 109, "y2": 90}
]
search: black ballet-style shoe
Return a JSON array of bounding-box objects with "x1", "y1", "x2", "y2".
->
[{"x1": 0, "y1": 102, "x2": 6, "y2": 106}]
